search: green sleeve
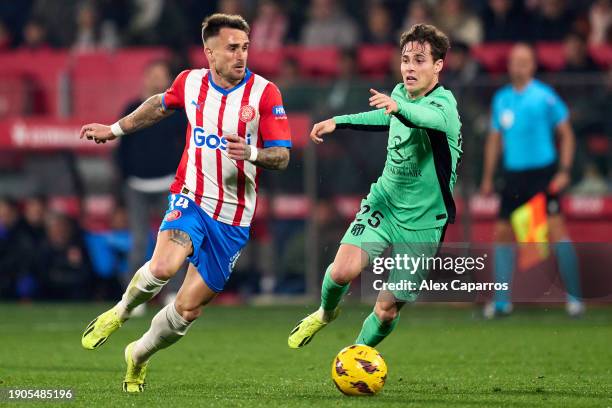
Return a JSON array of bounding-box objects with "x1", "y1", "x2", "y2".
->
[
  {"x1": 393, "y1": 98, "x2": 448, "y2": 132},
  {"x1": 333, "y1": 109, "x2": 391, "y2": 130}
]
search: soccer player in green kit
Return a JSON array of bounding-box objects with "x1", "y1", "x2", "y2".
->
[{"x1": 288, "y1": 24, "x2": 462, "y2": 349}]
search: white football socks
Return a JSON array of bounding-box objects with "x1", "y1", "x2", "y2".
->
[
  {"x1": 132, "y1": 303, "x2": 193, "y2": 364},
  {"x1": 115, "y1": 261, "x2": 168, "y2": 321}
]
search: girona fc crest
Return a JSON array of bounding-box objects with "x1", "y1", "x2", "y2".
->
[
  {"x1": 165, "y1": 209, "x2": 182, "y2": 222},
  {"x1": 239, "y1": 105, "x2": 256, "y2": 123}
]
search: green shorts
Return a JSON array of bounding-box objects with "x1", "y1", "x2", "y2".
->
[{"x1": 341, "y1": 187, "x2": 446, "y2": 302}]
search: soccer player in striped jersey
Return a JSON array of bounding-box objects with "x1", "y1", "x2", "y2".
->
[{"x1": 79, "y1": 14, "x2": 291, "y2": 392}]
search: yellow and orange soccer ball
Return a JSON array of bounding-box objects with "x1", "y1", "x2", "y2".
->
[{"x1": 331, "y1": 344, "x2": 388, "y2": 396}]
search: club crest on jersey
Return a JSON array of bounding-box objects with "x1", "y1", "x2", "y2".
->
[
  {"x1": 165, "y1": 209, "x2": 182, "y2": 222},
  {"x1": 272, "y1": 105, "x2": 287, "y2": 119},
  {"x1": 239, "y1": 105, "x2": 256, "y2": 123}
]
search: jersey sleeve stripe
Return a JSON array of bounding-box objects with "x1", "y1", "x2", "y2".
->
[
  {"x1": 263, "y1": 140, "x2": 291, "y2": 148},
  {"x1": 161, "y1": 93, "x2": 168, "y2": 111}
]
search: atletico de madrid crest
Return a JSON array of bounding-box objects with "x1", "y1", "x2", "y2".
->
[
  {"x1": 239, "y1": 105, "x2": 256, "y2": 123},
  {"x1": 164, "y1": 209, "x2": 182, "y2": 222}
]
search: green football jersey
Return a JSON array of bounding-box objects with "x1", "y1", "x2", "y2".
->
[{"x1": 334, "y1": 83, "x2": 462, "y2": 229}]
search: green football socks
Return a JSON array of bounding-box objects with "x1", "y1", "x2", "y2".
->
[{"x1": 355, "y1": 312, "x2": 400, "y2": 347}]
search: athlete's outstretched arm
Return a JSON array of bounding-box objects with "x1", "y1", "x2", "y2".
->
[
  {"x1": 369, "y1": 88, "x2": 447, "y2": 131},
  {"x1": 226, "y1": 134, "x2": 290, "y2": 170},
  {"x1": 79, "y1": 93, "x2": 174, "y2": 144}
]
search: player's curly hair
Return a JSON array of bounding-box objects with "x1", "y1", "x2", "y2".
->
[
  {"x1": 399, "y1": 24, "x2": 450, "y2": 61},
  {"x1": 201, "y1": 13, "x2": 250, "y2": 44}
]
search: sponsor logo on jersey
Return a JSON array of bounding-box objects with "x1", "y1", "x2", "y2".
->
[
  {"x1": 165, "y1": 209, "x2": 182, "y2": 222},
  {"x1": 193, "y1": 127, "x2": 227, "y2": 150},
  {"x1": 192, "y1": 127, "x2": 252, "y2": 151},
  {"x1": 239, "y1": 105, "x2": 256, "y2": 123},
  {"x1": 272, "y1": 105, "x2": 287, "y2": 119}
]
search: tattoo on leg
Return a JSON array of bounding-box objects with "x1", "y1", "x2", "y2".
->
[{"x1": 169, "y1": 230, "x2": 192, "y2": 249}]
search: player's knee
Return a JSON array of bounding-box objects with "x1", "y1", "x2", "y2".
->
[
  {"x1": 374, "y1": 305, "x2": 398, "y2": 324},
  {"x1": 330, "y1": 262, "x2": 360, "y2": 285},
  {"x1": 149, "y1": 258, "x2": 178, "y2": 280},
  {"x1": 174, "y1": 300, "x2": 201, "y2": 322}
]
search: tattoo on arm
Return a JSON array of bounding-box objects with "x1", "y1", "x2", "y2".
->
[
  {"x1": 118, "y1": 94, "x2": 174, "y2": 134},
  {"x1": 253, "y1": 147, "x2": 290, "y2": 170},
  {"x1": 168, "y1": 229, "x2": 192, "y2": 251}
]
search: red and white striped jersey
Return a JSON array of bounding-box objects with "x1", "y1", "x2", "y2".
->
[{"x1": 162, "y1": 68, "x2": 291, "y2": 227}]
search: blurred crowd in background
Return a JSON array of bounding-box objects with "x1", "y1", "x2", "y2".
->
[
  {"x1": 0, "y1": 0, "x2": 610, "y2": 51},
  {"x1": 0, "y1": 0, "x2": 610, "y2": 301}
]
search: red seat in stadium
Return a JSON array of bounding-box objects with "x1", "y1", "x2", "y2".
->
[
  {"x1": 471, "y1": 43, "x2": 513, "y2": 73},
  {"x1": 0, "y1": 49, "x2": 69, "y2": 116},
  {"x1": 286, "y1": 46, "x2": 340, "y2": 77},
  {"x1": 358, "y1": 45, "x2": 395, "y2": 77},
  {"x1": 189, "y1": 46, "x2": 209, "y2": 69},
  {"x1": 71, "y1": 48, "x2": 169, "y2": 120},
  {"x1": 536, "y1": 42, "x2": 565, "y2": 71},
  {"x1": 71, "y1": 52, "x2": 116, "y2": 120},
  {"x1": 248, "y1": 48, "x2": 284, "y2": 77},
  {"x1": 589, "y1": 44, "x2": 612, "y2": 69},
  {"x1": 0, "y1": 72, "x2": 28, "y2": 117}
]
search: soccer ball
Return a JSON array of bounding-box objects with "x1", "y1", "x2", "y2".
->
[{"x1": 331, "y1": 344, "x2": 387, "y2": 396}]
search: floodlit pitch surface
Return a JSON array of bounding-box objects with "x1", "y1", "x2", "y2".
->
[{"x1": 1, "y1": 304, "x2": 610, "y2": 407}]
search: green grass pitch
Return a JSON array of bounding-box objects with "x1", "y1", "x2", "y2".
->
[{"x1": 1, "y1": 303, "x2": 611, "y2": 407}]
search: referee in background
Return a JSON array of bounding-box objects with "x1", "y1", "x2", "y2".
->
[{"x1": 480, "y1": 43, "x2": 585, "y2": 318}]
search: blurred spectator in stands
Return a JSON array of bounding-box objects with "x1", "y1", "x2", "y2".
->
[
  {"x1": 0, "y1": 198, "x2": 34, "y2": 299},
  {"x1": 123, "y1": 0, "x2": 189, "y2": 49},
  {"x1": 321, "y1": 49, "x2": 370, "y2": 115},
  {"x1": 589, "y1": 0, "x2": 611, "y2": 45},
  {"x1": 38, "y1": 212, "x2": 92, "y2": 300},
  {"x1": 276, "y1": 56, "x2": 313, "y2": 111},
  {"x1": 22, "y1": 195, "x2": 47, "y2": 247},
  {"x1": 115, "y1": 59, "x2": 186, "y2": 287},
  {"x1": 572, "y1": 162, "x2": 609, "y2": 195},
  {"x1": 400, "y1": 0, "x2": 432, "y2": 33},
  {"x1": 279, "y1": 199, "x2": 346, "y2": 293},
  {"x1": 363, "y1": 2, "x2": 394, "y2": 45},
  {"x1": 434, "y1": 0, "x2": 483, "y2": 46},
  {"x1": 301, "y1": 0, "x2": 360, "y2": 48},
  {"x1": 442, "y1": 40, "x2": 481, "y2": 86},
  {"x1": 560, "y1": 32, "x2": 599, "y2": 74},
  {"x1": 0, "y1": 0, "x2": 34, "y2": 47},
  {"x1": 250, "y1": 0, "x2": 288, "y2": 51},
  {"x1": 0, "y1": 19, "x2": 11, "y2": 51},
  {"x1": 72, "y1": 1, "x2": 119, "y2": 52},
  {"x1": 481, "y1": 0, "x2": 530, "y2": 42},
  {"x1": 86, "y1": 203, "x2": 131, "y2": 300},
  {"x1": 20, "y1": 18, "x2": 50, "y2": 50},
  {"x1": 31, "y1": 0, "x2": 78, "y2": 47},
  {"x1": 532, "y1": 0, "x2": 575, "y2": 41},
  {"x1": 218, "y1": 0, "x2": 248, "y2": 17},
  {"x1": 72, "y1": 1, "x2": 101, "y2": 53}
]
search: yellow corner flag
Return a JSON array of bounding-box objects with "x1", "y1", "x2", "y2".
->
[{"x1": 510, "y1": 193, "x2": 549, "y2": 270}]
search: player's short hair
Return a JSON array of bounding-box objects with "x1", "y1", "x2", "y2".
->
[
  {"x1": 400, "y1": 24, "x2": 450, "y2": 61},
  {"x1": 201, "y1": 13, "x2": 250, "y2": 44}
]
